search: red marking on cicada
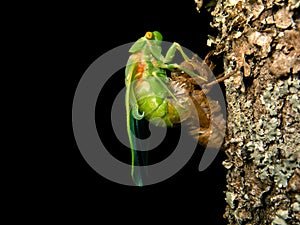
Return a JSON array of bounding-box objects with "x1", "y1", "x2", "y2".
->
[
  {"x1": 133, "y1": 63, "x2": 146, "y2": 88},
  {"x1": 134, "y1": 63, "x2": 145, "y2": 79}
]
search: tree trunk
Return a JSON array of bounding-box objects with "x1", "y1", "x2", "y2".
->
[{"x1": 206, "y1": 0, "x2": 300, "y2": 224}]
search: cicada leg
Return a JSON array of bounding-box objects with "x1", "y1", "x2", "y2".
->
[
  {"x1": 154, "y1": 42, "x2": 208, "y2": 82},
  {"x1": 165, "y1": 63, "x2": 207, "y2": 82}
]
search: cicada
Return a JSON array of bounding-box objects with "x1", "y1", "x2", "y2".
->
[{"x1": 125, "y1": 31, "x2": 225, "y2": 186}]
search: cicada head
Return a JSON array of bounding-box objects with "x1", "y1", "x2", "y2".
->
[{"x1": 145, "y1": 31, "x2": 163, "y2": 42}]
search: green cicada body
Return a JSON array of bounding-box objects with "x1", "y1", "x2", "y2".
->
[
  {"x1": 128, "y1": 58, "x2": 190, "y2": 127},
  {"x1": 135, "y1": 77, "x2": 184, "y2": 126},
  {"x1": 125, "y1": 31, "x2": 207, "y2": 186}
]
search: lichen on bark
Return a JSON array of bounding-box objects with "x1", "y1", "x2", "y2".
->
[{"x1": 201, "y1": 0, "x2": 300, "y2": 224}]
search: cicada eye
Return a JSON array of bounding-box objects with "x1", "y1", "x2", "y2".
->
[{"x1": 145, "y1": 31, "x2": 153, "y2": 39}]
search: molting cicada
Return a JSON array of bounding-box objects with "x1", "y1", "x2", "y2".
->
[{"x1": 125, "y1": 31, "x2": 225, "y2": 186}]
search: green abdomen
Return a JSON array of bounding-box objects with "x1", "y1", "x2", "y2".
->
[{"x1": 134, "y1": 77, "x2": 189, "y2": 127}]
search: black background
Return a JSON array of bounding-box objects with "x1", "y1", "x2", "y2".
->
[{"x1": 50, "y1": 1, "x2": 227, "y2": 223}]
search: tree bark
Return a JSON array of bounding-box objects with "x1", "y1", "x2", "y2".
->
[{"x1": 206, "y1": 0, "x2": 300, "y2": 224}]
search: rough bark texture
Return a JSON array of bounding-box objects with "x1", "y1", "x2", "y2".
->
[{"x1": 205, "y1": 0, "x2": 300, "y2": 224}]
